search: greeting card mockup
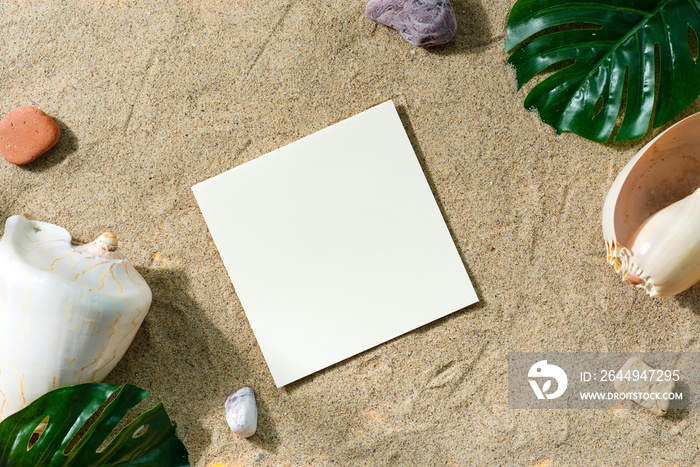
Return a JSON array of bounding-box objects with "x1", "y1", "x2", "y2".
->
[{"x1": 192, "y1": 101, "x2": 478, "y2": 386}]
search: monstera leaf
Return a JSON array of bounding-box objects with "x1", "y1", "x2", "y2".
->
[
  {"x1": 0, "y1": 383, "x2": 189, "y2": 466},
  {"x1": 505, "y1": 0, "x2": 700, "y2": 142}
]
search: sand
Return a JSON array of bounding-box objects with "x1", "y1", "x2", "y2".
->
[{"x1": 1, "y1": 0, "x2": 699, "y2": 465}]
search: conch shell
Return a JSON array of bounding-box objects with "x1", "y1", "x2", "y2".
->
[
  {"x1": 0, "y1": 215, "x2": 152, "y2": 419},
  {"x1": 602, "y1": 112, "x2": 700, "y2": 297}
]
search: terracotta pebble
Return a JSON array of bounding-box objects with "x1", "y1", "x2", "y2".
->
[
  {"x1": 0, "y1": 106, "x2": 61, "y2": 165},
  {"x1": 365, "y1": 0, "x2": 457, "y2": 47}
]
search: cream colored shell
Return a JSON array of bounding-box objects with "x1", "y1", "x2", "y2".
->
[
  {"x1": 602, "y1": 112, "x2": 700, "y2": 297},
  {"x1": 0, "y1": 215, "x2": 152, "y2": 419}
]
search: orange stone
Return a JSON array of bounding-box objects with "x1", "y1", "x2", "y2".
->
[{"x1": 0, "y1": 106, "x2": 61, "y2": 165}]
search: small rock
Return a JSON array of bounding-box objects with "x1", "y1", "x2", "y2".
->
[
  {"x1": 614, "y1": 357, "x2": 675, "y2": 416},
  {"x1": 365, "y1": 0, "x2": 457, "y2": 47},
  {"x1": 225, "y1": 387, "x2": 258, "y2": 437},
  {"x1": 0, "y1": 106, "x2": 60, "y2": 165}
]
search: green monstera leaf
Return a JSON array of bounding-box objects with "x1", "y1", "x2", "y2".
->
[
  {"x1": 505, "y1": 0, "x2": 700, "y2": 142},
  {"x1": 0, "y1": 383, "x2": 189, "y2": 466}
]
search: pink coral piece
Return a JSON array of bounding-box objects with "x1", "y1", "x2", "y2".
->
[{"x1": 365, "y1": 0, "x2": 457, "y2": 47}]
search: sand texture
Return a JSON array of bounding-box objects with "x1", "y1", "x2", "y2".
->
[{"x1": 1, "y1": 0, "x2": 699, "y2": 465}]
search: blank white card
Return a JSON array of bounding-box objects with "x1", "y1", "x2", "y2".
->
[{"x1": 192, "y1": 101, "x2": 478, "y2": 386}]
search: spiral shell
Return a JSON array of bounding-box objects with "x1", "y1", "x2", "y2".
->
[
  {"x1": 0, "y1": 215, "x2": 152, "y2": 419},
  {"x1": 602, "y1": 112, "x2": 700, "y2": 297}
]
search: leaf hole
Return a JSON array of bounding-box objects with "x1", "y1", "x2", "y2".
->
[
  {"x1": 539, "y1": 58, "x2": 575, "y2": 77},
  {"x1": 64, "y1": 387, "x2": 122, "y2": 455},
  {"x1": 593, "y1": 96, "x2": 605, "y2": 117},
  {"x1": 27, "y1": 416, "x2": 49, "y2": 451},
  {"x1": 688, "y1": 26, "x2": 698, "y2": 62},
  {"x1": 608, "y1": 65, "x2": 630, "y2": 142},
  {"x1": 649, "y1": 43, "x2": 662, "y2": 128},
  {"x1": 96, "y1": 395, "x2": 152, "y2": 453},
  {"x1": 522, "y1": 58, "x2": 576, "y2": 93},
  {"x1": 508, "y1": 22, "x2": 602, "y2": 52},
  {"x1": 132, "y1": 424, "x2": 149, "y2": 439}
]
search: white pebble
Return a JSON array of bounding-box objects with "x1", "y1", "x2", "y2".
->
[{"x1": 225, "y1": 387, "x2": 258, "y2": 437}]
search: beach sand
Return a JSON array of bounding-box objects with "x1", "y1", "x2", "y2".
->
[{"x1": 1, "y1": 0, "x2": 699, "y2": 464}]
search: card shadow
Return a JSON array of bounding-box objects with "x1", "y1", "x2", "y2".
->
[{"x1": 396, "y1": 104, "x2": 485, "y2": 307}]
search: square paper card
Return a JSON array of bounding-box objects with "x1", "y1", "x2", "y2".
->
[{"x1": 192, "y1": 101, "x2": 478, "y2": 387}]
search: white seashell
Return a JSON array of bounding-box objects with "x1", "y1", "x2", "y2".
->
[
  {"x1": 602, "y1": 111, "x2": 700, "y2": 297},
  {"x1": 225, "y1": 387, "x2": 258, "y2": 438},
  {"x1": 0, "y1": 215, "x2": 152, "y2": 420},
  {"x1": 621, "y1": 190, "x2": 700, "y2": 297}
]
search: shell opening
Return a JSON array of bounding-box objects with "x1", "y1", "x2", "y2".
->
[
  {"x1": 602, "y1": 111, "x2": 700, "y2": 298},
  {"x1": 613, "y1": 246, "x2": 661, "y2": 297}
]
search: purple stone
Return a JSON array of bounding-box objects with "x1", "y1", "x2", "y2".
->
[{"x1": 365, "y1": 0, "x2": 457, "y2": 47}]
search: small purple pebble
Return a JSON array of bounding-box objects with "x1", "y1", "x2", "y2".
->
[
  {"x1": 365, "y1": 0, "x2": 457, "y2": 47},
  {"x1": 225, "y1": 387, "x2": 258, "y2": 438}
]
